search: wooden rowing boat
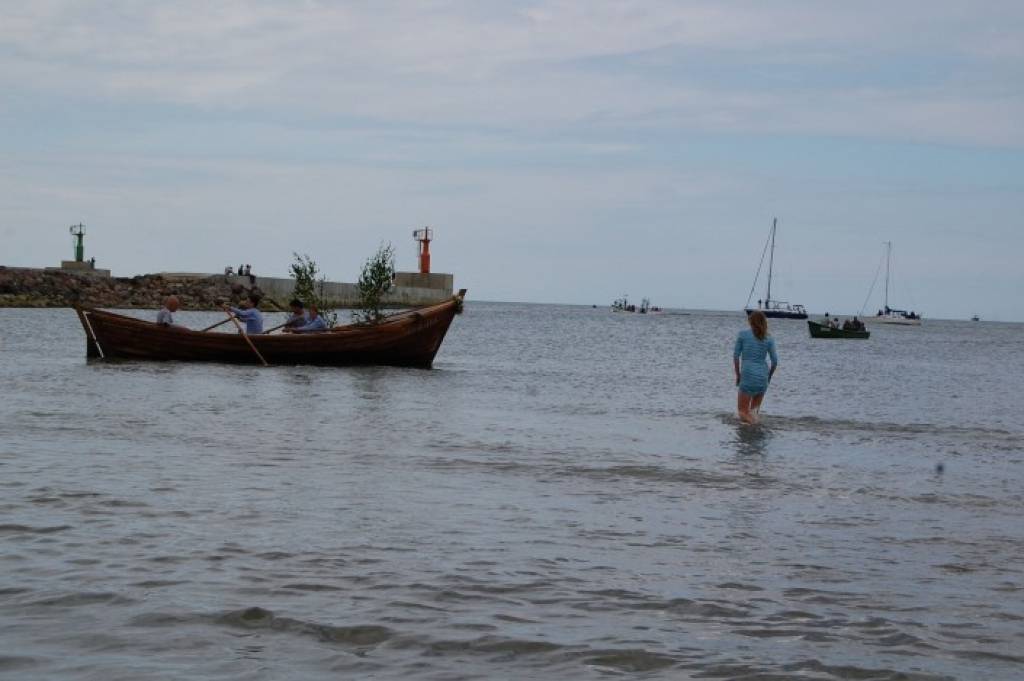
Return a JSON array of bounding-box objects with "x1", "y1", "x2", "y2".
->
[
  {"x1": 75, "y1": 290, "x2": 466, "y2": 368},
  {"x1": 807, "y1": 320, "x2": 870, "y2": 339}
]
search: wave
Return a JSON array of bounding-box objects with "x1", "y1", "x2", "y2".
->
[{"x1": 715, "y1": 412, "x2": 1019, "y2": 442}]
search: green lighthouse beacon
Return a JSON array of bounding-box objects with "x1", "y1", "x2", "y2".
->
[{"x1": 70, "y1": 223, "x2": 86, "y2": 262}]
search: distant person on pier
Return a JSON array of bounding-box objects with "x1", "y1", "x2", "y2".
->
[
  {"x1": 156, "y1": 296, "x2": 182, "y2": 328},
  {"x1": 286, "y1": 304, "x2": 327, "y2": 333},
  {"x1": 226, "y1": 294, "x2": 264, "y2": 334},
  {"x1": 733, "y1": 310, "x2": 778, "y2": 425},
  {"x1": 284, "y1": 299, "x2": 309, "y2": 329}
]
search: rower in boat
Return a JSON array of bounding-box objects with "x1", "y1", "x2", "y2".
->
[
  {"x1": 156, "y1": 296, "x2": 184, "y2": 329},
  {"x1": 283, "y1": 299, "x2": 309, "y2": 330},
  {"x1": 225, "y1": 295, "x2": 264, "y2": 334},
  {"x1": 285, "y1": 304, "x2": 327, "y2": 334}
]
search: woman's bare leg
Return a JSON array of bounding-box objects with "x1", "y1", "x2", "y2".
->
[
  {"x1": 749, "y1": 392, "x2": 766, "y2": 422},
  {"x1": 737, "y1": 392, "x2": 754, "y2": 424}
]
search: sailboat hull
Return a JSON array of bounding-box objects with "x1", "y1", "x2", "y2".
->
[
  {"x1": 867, "y1": 315, "x2": 921, "y2": 326},
  {"x1": 745, "y1": 308, "x2": 808, "y2": 320}
]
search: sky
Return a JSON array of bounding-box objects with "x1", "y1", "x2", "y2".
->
[{"x1": 2, "y1": 1, "x2": 1022, "y2": 320}]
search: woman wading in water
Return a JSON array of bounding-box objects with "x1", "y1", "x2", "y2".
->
[{"x1": 733, "y1": 310, "x2": 778, "y2": 424}]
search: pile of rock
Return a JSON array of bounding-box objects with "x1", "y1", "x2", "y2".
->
[{"x1": 0, "y1": 267, "x2": 265, "y2": 310}]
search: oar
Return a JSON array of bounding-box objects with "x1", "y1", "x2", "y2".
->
[
  {"x1": 264, "y1": 321, "x2": 291, "y2": 334},
  {"x1": 222, "y1": 307, "x2": 269, "y2": 367},
  {"x1": 200, "y1": 317, "x2": 233, "y2": 332}
]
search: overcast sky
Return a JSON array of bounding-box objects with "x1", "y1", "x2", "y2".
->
[{"x1": 2, "y1": 1, "x2": 1022, "y2": 319}]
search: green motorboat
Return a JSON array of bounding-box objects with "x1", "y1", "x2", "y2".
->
[{"x1": 807, "y1": 320, "x2": 870, "y2": 339}]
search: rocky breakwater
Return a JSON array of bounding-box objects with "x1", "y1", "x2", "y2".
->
[{"x1": 0, "y1": 267, "x2": 268, "y2": 310}]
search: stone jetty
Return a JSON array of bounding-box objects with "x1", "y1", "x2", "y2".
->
[
  {"x1": 0, "y1": 266, "x2": 455, "y2": 309},
  {"x1": 0, "y1": 267, "x2": 267, "y2": 310}
]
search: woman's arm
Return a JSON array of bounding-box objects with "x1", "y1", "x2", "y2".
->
[
  {"x1": 767, "y1": 338, "x2": 779, "y2": 381},
  {"x1": 733, "y1": 334, "x2": 743, "y2": 385}
]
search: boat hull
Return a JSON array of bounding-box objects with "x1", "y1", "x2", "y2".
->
[
  {"x1": 75, "y1": 293, "x2": 465, "y2": 368},
  {"x1": 746, "y1": 308, "x2": 808, "y2": 320},
  {"x1": 807, "y1": 321, "x2": 870, "y2": 339},
  {"x1": 866, "y1": 315, "x2": 921, "y2": 326}
]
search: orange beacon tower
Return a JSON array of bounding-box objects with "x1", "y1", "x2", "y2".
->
[{"x1": 413, "y1": 227, "x2": 433, "y2": 274}]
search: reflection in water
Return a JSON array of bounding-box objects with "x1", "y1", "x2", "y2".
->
[{"x1": 731, "y1": 421, "x2": 772, "y2": 458}]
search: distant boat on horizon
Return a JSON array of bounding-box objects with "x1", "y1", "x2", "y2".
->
[{"x1": 744, "y1": 217, "x2": 807, "y2": 320}]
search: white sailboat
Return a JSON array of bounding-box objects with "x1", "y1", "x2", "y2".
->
[{"x1": 865, "y1": 241, "x2": 922, "y2": 326}]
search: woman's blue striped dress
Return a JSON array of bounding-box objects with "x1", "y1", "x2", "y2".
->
[{"x1": 734, "y1": 329, "x2": 778, "y2": 396}]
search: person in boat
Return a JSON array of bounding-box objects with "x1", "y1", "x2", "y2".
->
[
  {"x1": 842, "y1": 318, "x2": 852, "y2": 330},
  {"x1": 852, "y1": 316, "x2": 863, "y2": 330},
  {"x1": 286, "y1": 304, "x2": 328, "y2": 333},
  {"x1": 733, "y1": 310, "x2": 778, "y2": 425},
  {"x1": 284, "y1": 299, "x2": 309, "y2": 329},
  {"x1": 225, "y1": 294, "x2": 264, "y2": 334},
  {"x1": 156, "y1": 295, "x2": 182, "y2": 328}
]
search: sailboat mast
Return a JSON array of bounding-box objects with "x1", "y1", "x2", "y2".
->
[
  {"x1": 884, "y1": 241, "x2": 891, "y2": 310},
  {"x1": 766, "y1": 217, "x2": 776, "y2": 304}
]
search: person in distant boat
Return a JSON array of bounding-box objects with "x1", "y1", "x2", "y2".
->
[
  {"x1": 156, "y1": 295, "x2": 182, "y2": 328},
  {"x1": 284, "y1": 299, "x2": 309, "y2": 329},
  {"x1": 286, "y1": 304, "x2": 327, "y2": 333},
  {"x1": 852, "y1": 316, "x2": 863, "y2": 330},
  {"x1": 225, "y1": 294, "x2": 264, "y2": 334},
  {"x1": 733, "y1": 310, "x2": 778, "y2": 425}
]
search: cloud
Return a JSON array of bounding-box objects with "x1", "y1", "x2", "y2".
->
[
  {"x1": 2, "y1": 1, "x2": 1022, "y2": 318},
  {"x1": 2, "y1": 1, "x2": 1022, "y2": 147}
]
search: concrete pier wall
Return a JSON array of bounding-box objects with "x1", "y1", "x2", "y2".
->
[{"x1": 217, "y1": 271, "x2": 454, "y2": 307}]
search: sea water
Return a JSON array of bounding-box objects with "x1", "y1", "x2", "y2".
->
[{"x1": 0, "y1": 304, "x2": 1021, "y2": 680}]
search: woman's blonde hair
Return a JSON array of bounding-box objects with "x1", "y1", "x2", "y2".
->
[{"x1": 748, "y1": 310, "x2": 769, "y2": 340}]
